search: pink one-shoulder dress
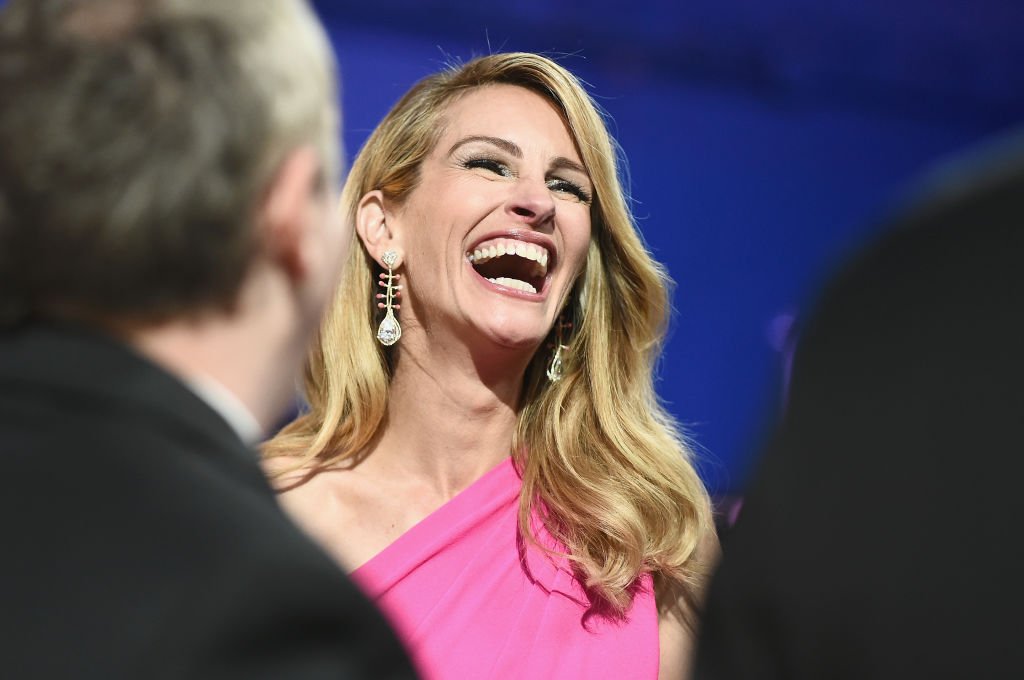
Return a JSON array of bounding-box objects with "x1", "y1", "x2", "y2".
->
[{"x1": 351, "y1": 457, "x2": 659, "y2": 679}]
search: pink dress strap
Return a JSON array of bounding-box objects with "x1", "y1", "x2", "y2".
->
[{"x1": 352, "y1": 458, "x2": 659, "y2": 679}]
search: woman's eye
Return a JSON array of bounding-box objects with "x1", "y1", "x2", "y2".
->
[
  {"x1": 463, "y1": 157, "x2": 511, "y2": 177},
  {"x1": 547, "y1": 178, "x2": 592, "y2": 204}
]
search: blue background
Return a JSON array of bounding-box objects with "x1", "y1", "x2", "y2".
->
[
  {"x1": 312, "y1": 1, "x2": 1023, "y2": 494},
  {"x1": 0, "y1": 0, "x2": 1017, "y2": 492}
]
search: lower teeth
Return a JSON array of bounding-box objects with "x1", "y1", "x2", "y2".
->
[{"x1": 488, "y1": 277, "x2": 537, "y2": 294}]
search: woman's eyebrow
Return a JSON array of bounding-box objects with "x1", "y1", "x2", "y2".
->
[
  {"x1": 447, "y1": 135, "x2": 521, "y2": 158},
  {"x1": 550, "y1": 157, "x2": 588, "y2": 176}
]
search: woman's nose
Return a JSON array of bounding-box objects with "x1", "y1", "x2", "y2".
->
[{"x1": 505, "y1": 177, "x2": 555, "y2": 228}]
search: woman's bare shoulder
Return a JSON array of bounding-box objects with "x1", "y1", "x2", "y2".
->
[
  {"x1": 261, "y1": 457, "x2": 367, "y2": 568},
  {"x1": 658, "y1": 510, "x2": 722, "y2": 678}
]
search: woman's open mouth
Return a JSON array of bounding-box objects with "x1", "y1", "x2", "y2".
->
[{"x1": 466, "y1": 237, "x2": 551, "y2": 295}]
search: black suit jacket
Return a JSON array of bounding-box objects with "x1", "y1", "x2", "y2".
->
[
  {"x1": 695, "y1": 139, "x2": 1024, "y2": 678},
  {"x1": 0, "y1": 323, "x2": 417, "y2": 679}
]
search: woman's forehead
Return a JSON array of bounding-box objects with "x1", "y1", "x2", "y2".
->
[{"x1": 433, "y1": 85, "x2": 583, "y2": 159}]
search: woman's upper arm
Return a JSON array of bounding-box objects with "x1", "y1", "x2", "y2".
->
[{"x1": 658, "y1": 522, "x2": 721, "y2": 679}]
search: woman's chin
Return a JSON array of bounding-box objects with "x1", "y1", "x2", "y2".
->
[{"x1": 472, "y1": 324, "x2": 547, "y2": 356}]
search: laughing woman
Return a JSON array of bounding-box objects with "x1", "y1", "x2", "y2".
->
[{"x1": 264, "y1": 53, "x2": 717, "y2": 679}]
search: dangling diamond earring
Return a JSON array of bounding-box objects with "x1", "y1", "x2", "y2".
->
[
  {"x1": 375, "y1": 250, "x2": 402, "y2": 346},
  {"x1": 545, "y1": 315, "x2": 572, "y2": 382}
]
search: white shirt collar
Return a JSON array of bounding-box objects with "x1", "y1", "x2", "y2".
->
[{"x1": 183, "y1": 375, "x2": 263, "y2": 446}]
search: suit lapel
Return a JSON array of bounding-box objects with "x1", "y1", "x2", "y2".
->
[{"x1": 0, "y1": 322, "x2": 261, "y2": 480}]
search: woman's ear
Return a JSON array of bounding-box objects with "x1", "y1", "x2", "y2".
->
[{"x1": 355, "y1": 190, "x2": 404, "y2": 268}]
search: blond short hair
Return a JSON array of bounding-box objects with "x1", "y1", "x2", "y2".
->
[{"x1": 0, "y1": 0, "x2": 339, "y2": 323}]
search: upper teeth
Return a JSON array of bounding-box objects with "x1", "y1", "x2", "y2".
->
[{"x1": 466, "y1": 238, "x2": 549, "y2": 273}]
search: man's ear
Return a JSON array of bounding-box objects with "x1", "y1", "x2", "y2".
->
[
  {"x1": 259, "y1": 146, "x2": 322, "y2": 282},
  {"x1": 355, "y1": 190, "x2": 403, "y2": 268}
]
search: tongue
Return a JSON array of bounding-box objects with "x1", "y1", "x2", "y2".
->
[{"x1": 489, "y1": 277, "x2": 537, "y2": 294}]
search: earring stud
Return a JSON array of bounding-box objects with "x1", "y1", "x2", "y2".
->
[{"x1": 376, "y1": 250, "x2": 402, "y2": 346}]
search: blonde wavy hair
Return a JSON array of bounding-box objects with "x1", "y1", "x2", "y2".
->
[{"x1": 265, "y1": 52, "x2": 712, "y2": 617}]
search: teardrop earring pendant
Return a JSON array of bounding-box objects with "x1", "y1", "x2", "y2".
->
[
  {"x1": 545, "y1": 316, "x2": 572, "y2": 382},
  {"x1": 545, "y1": 343, "x2": 566, "y2": 382},
  {"x1": 375, "y1": 250, "x2": 402, "y2": 346}
]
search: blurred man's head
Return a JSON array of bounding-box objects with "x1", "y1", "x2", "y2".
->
[{"x1": 0, "y1": 0, "x2": 347, "y2": 332}]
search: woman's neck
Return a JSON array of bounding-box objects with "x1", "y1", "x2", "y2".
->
[{"x1": 363, "y1": 337, "x2": 532, "y2": 500}]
